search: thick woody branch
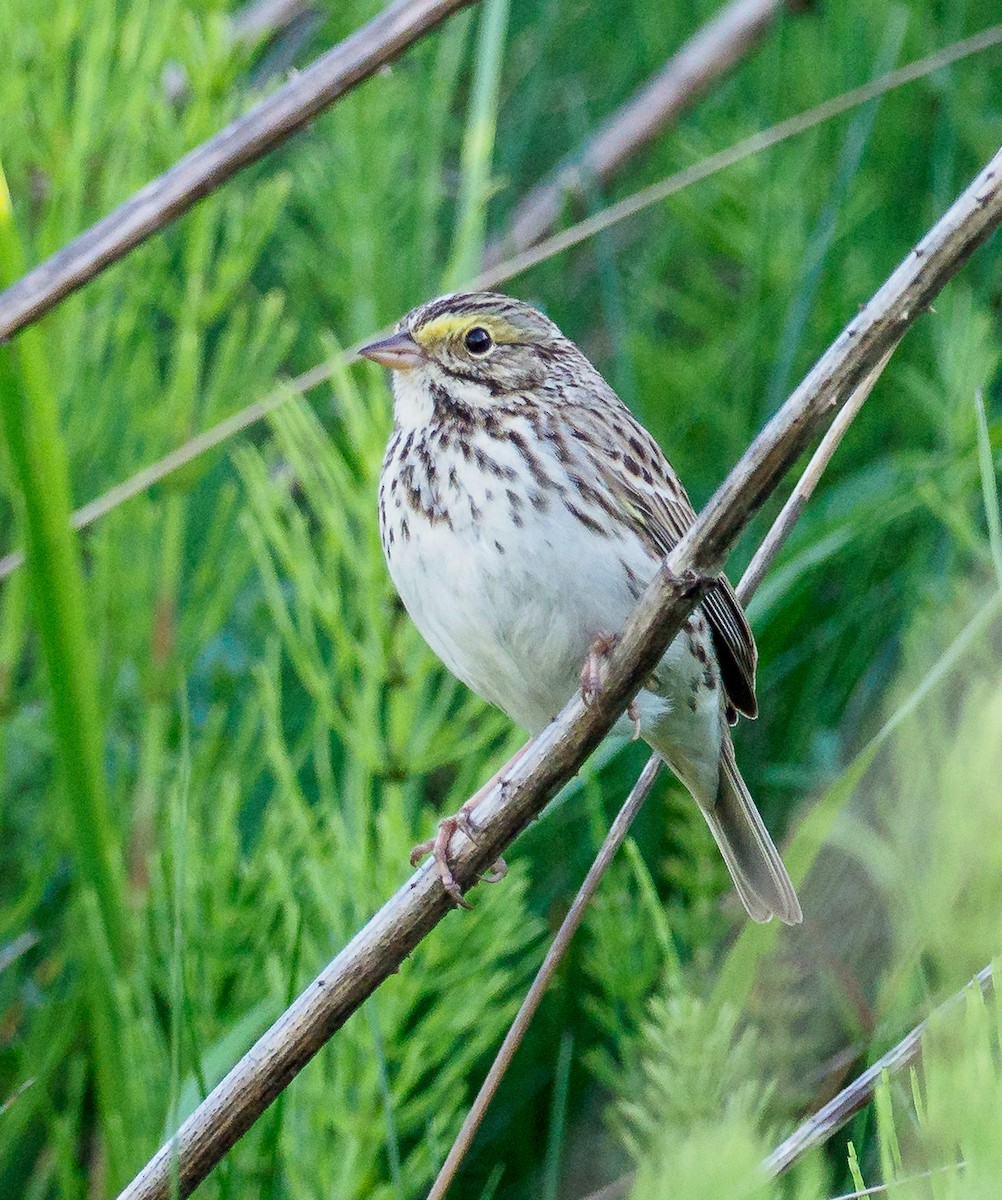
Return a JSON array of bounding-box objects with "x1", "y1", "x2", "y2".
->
[
  {"x1": 426, "y1": 345, "x2": 899, "y2": 1199},
  {"x1": 487, "y1": 0, "x2": 797, "y2": 264},
  {"x1": 116, "y1": 150, "x2": 1002, "y2": 1200},
  {"x1": 0, "y1": 0, "x2": 478, "y2": 344}
]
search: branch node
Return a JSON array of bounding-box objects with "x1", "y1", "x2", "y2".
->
[{"x1": 659, "y1": 562, "x2": 710, "y2": 599}]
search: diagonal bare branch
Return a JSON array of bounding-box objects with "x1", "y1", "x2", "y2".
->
[
  {"x1": 426, "y1": 756, "x2": 664, "y2": 1200},
  {"x1": 737, "y1": 345, "x2": 899, "y2": 601},
  {"x1": 116, "y1": 145, "x2": 1002, "y2": 1200},
  {"x1": 424, "y1": 337, "x2": 903, "y2": 1200},
  {"x1": 764, "y1": 963, "x2": 994, "y2": 1175},
  {"x1": 486, "y1": 0, "x2": 798, "y2": 265},
  {"x1": 471, "y1": 25, "x2": 1002, "y2": 295},
  {"x1": 1, "y1": 26, "x2": 998, "y2": 582},
  {"x1": 0, "y1": 0, "x2": 478, "y2": 344},
  {"x1": 826, "y1": 1163, "x2": 967, "y2": 1200}
]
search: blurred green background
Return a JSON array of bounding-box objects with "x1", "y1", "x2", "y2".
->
[{"x1": 2, "y1": 1, "x2": 1002, "y2": 1197}]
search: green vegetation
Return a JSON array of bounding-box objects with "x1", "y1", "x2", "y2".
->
[{"x1": 2, "y1": 1, "x2": 1002, "y2": 1196}]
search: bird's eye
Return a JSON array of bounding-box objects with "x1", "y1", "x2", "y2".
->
[{"x1": 464, "y1": 326, "x2": 493, "y2": 355}]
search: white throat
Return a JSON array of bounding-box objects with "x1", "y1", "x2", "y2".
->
[
  {"x1": 391, "y1": 367, "x2": 436, "y2": 428},
  {"x1": 391, "y1": 366, "x2": 497, "y2": 431}
]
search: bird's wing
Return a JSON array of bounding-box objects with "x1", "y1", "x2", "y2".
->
[{"x1": 577, "y1": 399, "x2": 758, "y2": 719}]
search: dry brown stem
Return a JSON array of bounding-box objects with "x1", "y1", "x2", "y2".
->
[
  {"x1": 472, "y1": 26, "x2": 1002, "y2": 296},
  {"x1": 3, "y1": 27, "x2": 998, "y2": 582},
  {"x1": 486, "y1": 0, "x2": 795, "y2": 264},
  {"x1": 425, "y1": 323, "x2": 903, "y2": 1200},
  {"x1": 736, "y1": 345, "x2": 898, "y2": 601},
  {"x1": 764, "y1": 963, "x2": 995, "y2": 1176},
  {"x1": 116, "y1": 146, "x2": 1002, "y2": 1200},
  {"x1": 0, "y1": 0, "x2": 478, "y2": 343},
  {"x1": 426, "y1": 756, "x2": 663, "y2": 1200}
]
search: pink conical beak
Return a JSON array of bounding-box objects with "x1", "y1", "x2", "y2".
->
[{"x1": 358, "y1": 331, "x2": 426, "y2": 370}]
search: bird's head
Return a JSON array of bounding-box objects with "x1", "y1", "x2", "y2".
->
[{"x1": 359, "y1": 292, "x2": 581, "y2": 423}]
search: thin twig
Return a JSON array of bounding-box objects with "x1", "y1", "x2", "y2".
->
[
  {"x1": 577, "y1": 1157, "x2": 969, "y2": 1200},
  {"x1": 737, "y1": 345, "x2": 898, "y2": 601},
  {"x1": 0, "y1": 363, "x2": 337, "y2": 581},
  {"x1": 576, "y1": 962, "x2": 985, "y2": 1200},
  {"x1": 115, "y1": 146, "x2": 1002, "y2": 1200},
  {"x1": 426, "y1": 308, "x2": 901, "y2": 1200},
  {"x1": 0, "y1": 0, "x2": 478, "y2": 344},
  {"x1": 0, "y1": 28, "x2": 988, "y2": 580},
  {"x1": 763, "y1": 963, "x2": 995, "y2": 1175},
  {"x1": 426, "y1": 756, "x2": 663, "y2": 1200},
  {"x1": 3, "y1": 22, "x2": 995, "y2": 585},
  {"x1": 470, "y1": 24, "x2": 1002, "y2": 295},
  {"x1": 486, "y1": 0, "x2": 794, "y2": 265}
]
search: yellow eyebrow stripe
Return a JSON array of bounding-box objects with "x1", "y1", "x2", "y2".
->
[{"x1": 414, "y1": 314, "x2": 523, "y2": 347}]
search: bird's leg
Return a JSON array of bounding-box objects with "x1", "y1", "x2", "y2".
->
[
  {"x1": 409, "y1": 741, "x2": 529, "y2": 907},
  {"x1": 580, "y1": 632, "x2": 643, "y2": 740},
  {"x1": 579, "y1": 632, "x2": 617, "y2": 706},
  {"x1": 627, "y1": 698, "x2": 642, "y2": 740}
]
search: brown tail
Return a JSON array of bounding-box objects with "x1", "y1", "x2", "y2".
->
[{"x1": 701, "y1": 736, "x2": 802, "y2": 925}]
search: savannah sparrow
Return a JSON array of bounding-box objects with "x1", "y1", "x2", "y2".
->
[{"x1": 360, "y1": 292, "x2": 802, "y2": 925}]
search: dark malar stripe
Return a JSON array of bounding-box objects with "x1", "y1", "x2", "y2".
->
[{"x1": 430, "y1": 381, "x2": 476, "y2": 427}]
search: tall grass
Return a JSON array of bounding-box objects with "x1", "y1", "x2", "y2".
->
[{"x1": 2, "y1": 0, "x2": 1002, "y2": 1197}]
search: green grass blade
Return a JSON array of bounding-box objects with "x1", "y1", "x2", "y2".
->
[
  {"x1": 974, "y1": 388, "x2": 1002, "y2": 589},
  {"x1": 443, "y1": 0, "x2": 510, "y2": 288},
  {"x1": 764, "y1": 10, "x2": 908, "y2": 413},
  {"x1": 0, "y1": 164, "x2": 129, "y2": 965},
  {"x1": 713, "y1": 588, "x2": 1002, "y2": 1010},
  {"x1": 542, "y1": 1031, "x2": 574, "y2": 1200}
]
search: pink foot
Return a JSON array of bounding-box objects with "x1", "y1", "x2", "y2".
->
[
  {"x1": 627, "y1": 697, "x2": 642, "y2": 740},
  {"x1": 410, "y1": 744, "x2": 529, "y2": 907},
  {"x1": 580, "y1": 632, "x2": 618, "y2": 707},
  {"x1": 580, "y1": 634, "x2": 643, "y2": 739},
  {"x1": 410, "y1": 811, "x2": 472, "y2": 908}
]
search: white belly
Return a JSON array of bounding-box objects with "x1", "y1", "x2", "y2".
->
[
  {"x1": 385, "y1": 469, "x2": 643, "y2": 732},
  {"x1": 380, "y1": 424, "x2": 724, "y2": 802}
]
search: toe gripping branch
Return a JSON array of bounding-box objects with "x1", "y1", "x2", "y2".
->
[
  {"x1": 579, "y1": 632, "x2": 642, "y2": 740},
  {"x1": 659, "y1": 562, "x2": 712, "y2": 601},
  {"x1": 410, "y1": 745, "x2": 530, "y2": 908},
  {"x1": 578, "y1": 566, "x2": 711, "y2": 740},
  {"x1": 410, "y1": 806, "x2": 507, "y2": 910}
]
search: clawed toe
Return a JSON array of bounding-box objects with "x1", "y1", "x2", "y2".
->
[
  {"x1": 434, "y1": 816, "x2": 470, "y2": 909},
  {"x1": 580, "y1": 632, "x2": 618, "y2": 707},
  {"x1": 453, "y1": 806, "x2": 479, "y2": 843},
  {"x1": 409, "y1": 807, "x2": 482, "y2": 909},
  {"x1": 439, "y1": 864, "x2": 469, "y2": 909},
  {"x1": 482, "y1": 857, "x2": 507, "y2": 883},
  {"x1": 580, "y1": 635, "x2": 643, "y2": 738},
  {"x1": 628, "y1": 697, "x2": 642, "y2": 740},
  {"x1": 408, "y1": 742, "x2": 533, "y2": 909},
  {"x1": 409, "y1": 837, "x2": 434, "y2": 868}
]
